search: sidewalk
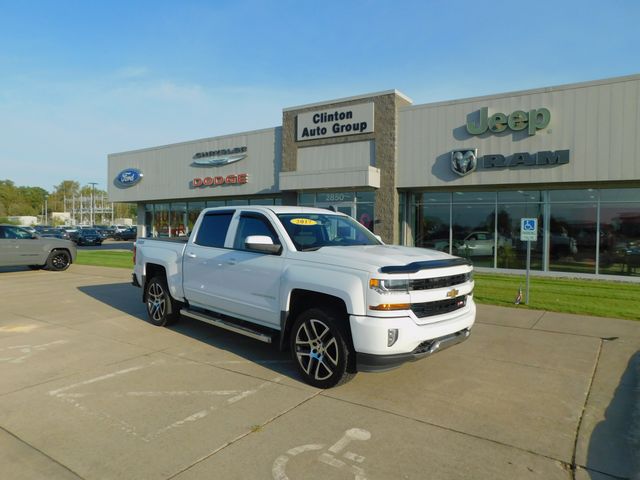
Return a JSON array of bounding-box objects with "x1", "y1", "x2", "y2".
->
[{"x1": 477, "y1": 304, "x2": 640, "y2": 479}]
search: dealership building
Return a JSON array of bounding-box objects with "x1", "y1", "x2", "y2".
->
[{"x1": 108, "y1": 74, "x2": 640, "y2": 278}]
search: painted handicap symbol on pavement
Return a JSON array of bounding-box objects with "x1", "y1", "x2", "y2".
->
[{"x1": 273, "y1": 428, "x2": 371, "y2": 480}]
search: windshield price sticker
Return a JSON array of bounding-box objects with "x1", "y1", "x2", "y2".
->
[
  {"x1": 521, "y1": 218, "x2": 538, "y2": 241},
  {"x1": 290, "y1": 218, "x2": 318, "y2": 226}
]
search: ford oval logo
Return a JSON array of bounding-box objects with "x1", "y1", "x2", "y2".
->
[{"x1": 115, "y1": 169, "x2": 143, "y2": 188}]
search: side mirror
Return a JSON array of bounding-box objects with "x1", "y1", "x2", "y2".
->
[{"x1": 245, "y1": 235, "x2": 282, "y2": 254}]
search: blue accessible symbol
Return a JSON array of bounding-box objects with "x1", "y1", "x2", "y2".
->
[{"x1": 523, "y1": 219, "x2": 536, "y2": 231}]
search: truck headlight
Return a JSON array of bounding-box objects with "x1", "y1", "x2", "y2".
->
[{"x1": 369, "y1": 278, "x2": 409, "y2": 294}]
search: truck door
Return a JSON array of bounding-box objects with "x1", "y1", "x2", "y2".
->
[
  {"x1": 181, "y1": 210, "x2": 235, "y2": 311},
  {"x1": 220, "y1": 212, "x2": 284, "y2": 327}
]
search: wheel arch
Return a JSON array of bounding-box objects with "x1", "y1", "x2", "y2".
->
[
  {"x1": 143, "y1": 263, "x2": 167, "y2": 302},
  {"x1": 279, "y1": 289, "x2": 352, "y2": 352}
]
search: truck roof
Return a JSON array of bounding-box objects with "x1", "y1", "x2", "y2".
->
[{"x1": 201, "y1": 205, "x2": 345, "y2": 215}]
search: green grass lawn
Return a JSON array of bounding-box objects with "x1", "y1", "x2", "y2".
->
[
  {"x1": 74, "y1": 250, "x2": 640, "y2": 320},
  {"x1": 75, "y1": 250, "x2": 133, "y2": 269},
  {"x1": 474, "y1": 273, "x2": 640, "y2": 321}
]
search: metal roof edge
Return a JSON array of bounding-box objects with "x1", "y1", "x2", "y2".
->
[{"x1": 283, "y1": 89, "x2": 413, "y2": 112}]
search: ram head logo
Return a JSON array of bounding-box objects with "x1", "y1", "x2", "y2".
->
[{"x1": 451, "y1": 149, "x2": 478, "y2": 177}]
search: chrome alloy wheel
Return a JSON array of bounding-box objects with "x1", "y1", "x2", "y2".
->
[
  {"x1": 147, "y1": 281, "x2": 167, "y2": 323},
  {"x1": 294, "y1": 318, "x2": 340, "y2": 381}
]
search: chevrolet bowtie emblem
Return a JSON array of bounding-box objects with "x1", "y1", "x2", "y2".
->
[{"x1": 446, "y1": 288, "x2": 459, "y2": 298}]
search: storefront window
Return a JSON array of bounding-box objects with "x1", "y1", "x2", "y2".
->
[
  {"x1": 451, "y1": 203, "x2": 496, "y2": 267},
  {"x1": 415, "y1": 202, "x2": 450, "y2": 253},
  {"x1": 249, "y1": 197, "x2": 278, "y2": 205},
  {"x1": 599, "y1": 202, "x2": 640, "y2": 276},
  {"x1": 144, "y1": 204, "x2": 153, "y2": 238},
  {"x1": 153, "y1": 204, "x2": 169, "y2": 237},
  {"x1": 226, "y1": 199, "x2": 249, "y2": 206},
  {"x1": 496, "y1": 191, "x2": 543, "y2": 270},
  {"x1": 496, "y1": 204, "x2": 543, "y2": 270},
  {"x1": 405, "y1": 187, "x2": 639, "y2": 277},
  {"x1": 452, "y1": 191, "x2": 496, "y2": 204},
  {"x1": 300, "y1": 191, "x2": 376, "y2": 231},
  {"x1": 187, "y1": 202, "x2": 205, "y2": 234},
  {"x1": 548, "y1": 203, "x2": 597, "y2": 273},
  {"x1": 298, "y1": 193, "x2": 315, "y2": 206},
  {"x1": 550, "y1": 189, "x2": 598, "y2": 202},
  {"x1": 170, "y1": 203, "x2": 187, "y2": 237}
]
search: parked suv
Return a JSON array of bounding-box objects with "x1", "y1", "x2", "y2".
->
[
  {"x1": 74, "y1": 228, "x2": 103, "y2": 246},
  {"x1": 0, "y1": 224, "x2": 76, "y2": 270},
  {"x1": 114, "y1": 226, "x2": 137, "y2": 241}
]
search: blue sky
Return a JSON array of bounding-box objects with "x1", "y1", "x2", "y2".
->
[{"x1": 1, "y1": 0, "x2": 638, "y2": 191}]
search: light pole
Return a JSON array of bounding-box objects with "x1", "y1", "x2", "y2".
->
[
  {"x1": 89, "y1": 182, "x2": 97, "y2": 226},
  {"x1": 44, "y1": 195, "x2": 48, "y2": 225}
]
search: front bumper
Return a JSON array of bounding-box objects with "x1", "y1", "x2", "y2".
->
[
  {"x1": 349, "y1": 299, "x2": 476, "y2": 372},
  {"x1": 356, "y1": 328, "x2": 471, "y2": 372}
]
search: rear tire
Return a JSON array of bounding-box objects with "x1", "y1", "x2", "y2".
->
[
  {"x1": 145, "y1": 276, "x2": 179, "y2": 326},
  {"x1": 290, "y1": 308, "x2": 355, "y2": 388},
  {"x1": 45, "y1": 250, "x2": 71, "y2": 271}
]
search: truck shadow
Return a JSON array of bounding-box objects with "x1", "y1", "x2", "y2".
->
[
  {"x1": 77, "y1": 282, "x2": 298, "y2": 380},
  {"x1": 584, "y1": 349, "x2": 640, "y2": 479}
]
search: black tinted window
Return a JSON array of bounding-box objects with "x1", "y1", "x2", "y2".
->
[
  {"x1": 195, "y1": 213, "x2": 233, "y2": 247},
  {"x1": 233, "y1": 215, "x2": 279, "y2": 250}
]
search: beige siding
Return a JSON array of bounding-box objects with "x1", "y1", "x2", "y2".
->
[
  {"x1": 397, "y1": 75, "x2": 640, "y2": 188},
  {"x1": 297, "y1": 141, "x2": 374, "y2": 172},
  {"x1": 108, "y1": 128, "x2": 281, "y2": 202}
]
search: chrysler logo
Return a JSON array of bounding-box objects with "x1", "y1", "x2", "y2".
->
[
  {"x1": 192, "y1": 146, "x2": 247, "y2": 167},
  {"x1": 114, "y1": 168, "x2": 143, "y2": 188},
  {"x1": 451, "y1": 149, "x2": 477, "y2": 176}
]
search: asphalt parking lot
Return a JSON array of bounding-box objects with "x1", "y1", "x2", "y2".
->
[{"x1": 0, "y1": 265, "x2": 638, "y2": 480}]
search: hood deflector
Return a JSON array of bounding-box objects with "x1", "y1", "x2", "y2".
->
[{"x1": 379, "y1": 258, "x2": 472, "y2": 274}]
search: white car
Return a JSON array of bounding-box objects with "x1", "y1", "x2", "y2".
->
[{"x1": 454, "y1": 231, "x2": 511, "y2": 257}]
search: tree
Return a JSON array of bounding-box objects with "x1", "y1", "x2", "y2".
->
[{"x1": 50, "y1": 180, "x2": 80, "y2": 212}]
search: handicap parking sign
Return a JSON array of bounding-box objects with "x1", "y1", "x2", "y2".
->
[{"x1": 521, "y1": 218, "x2": 538, "y2": 241}]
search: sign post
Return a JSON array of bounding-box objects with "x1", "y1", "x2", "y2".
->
[{"x1": 520, "y1": 218, "x2": 538, "y2": 305}]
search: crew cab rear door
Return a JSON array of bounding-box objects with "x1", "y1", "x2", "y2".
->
[{"x1": 182, "y1": 210, "x2": 235, "y2": 311}]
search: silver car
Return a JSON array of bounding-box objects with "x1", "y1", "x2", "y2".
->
[{"x1": 0, "y1": 224, "x2": 77, "y2": 271}]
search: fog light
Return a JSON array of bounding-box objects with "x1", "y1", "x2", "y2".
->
[{"x1": 387, "y1": 328, "x2": 399, "y2": 347}]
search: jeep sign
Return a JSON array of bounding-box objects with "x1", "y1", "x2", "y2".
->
[{"x1": 467, "y1": 107, "x2": 550, "y2": 136}]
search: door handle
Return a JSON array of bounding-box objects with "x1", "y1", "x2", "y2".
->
[{"x1": 186, "y1": 252, "x2": 197, "y2": 258}]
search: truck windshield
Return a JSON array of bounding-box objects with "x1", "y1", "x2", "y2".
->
[{"x1": 277, "y1": 213, "x2": 381, "y2": 251}]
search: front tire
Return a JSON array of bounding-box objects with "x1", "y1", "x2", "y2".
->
[
  {"x1": 290, "y1": 308, "x2": 355, "y2": 388},
  {"x1": 145, "y1": 276, "x2": 179, "y2": 326},
  {"x1": 45, "y1": 250, "x2": 71, "y2": 271}
]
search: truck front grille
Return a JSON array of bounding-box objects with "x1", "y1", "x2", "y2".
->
[
  {"x1": 409, "y1": 273, "x2": 471, "y2": 291},
  {"x1": 411, "y1": 295, "x2": 467, "y2": 318}
]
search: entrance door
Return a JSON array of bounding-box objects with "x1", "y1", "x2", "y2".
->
[{"x1": 315, "y1": 202, "x2": 356, "y2": 219}]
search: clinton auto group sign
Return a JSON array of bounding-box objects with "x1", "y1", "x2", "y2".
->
[{"x1": 297, "y1": 103, "x2": 374, "y2": 141}]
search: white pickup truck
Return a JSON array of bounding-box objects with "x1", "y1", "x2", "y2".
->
[{"x1": 133, "y1": 206, "x2": 475, "y2": 388}]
